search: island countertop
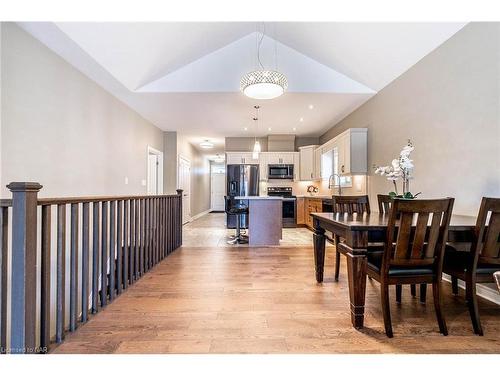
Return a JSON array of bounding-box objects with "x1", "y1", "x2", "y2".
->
[{"x1": 234, "y1": 196, "x2": 283, "y2": 200}]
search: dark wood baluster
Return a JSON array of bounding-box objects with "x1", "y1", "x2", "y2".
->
[
  {"x1": 161, "y1": 197, "x2": 165, "y2": 259},
  {"x1": 40, "y1": 205, "x2": 51, "y2": 352},
  {"x1": 69, "y1": 203, "x2": 79, "y2": 332},
  {"x1": 92, "y1": 202, "x2": 100, "y2": 313},
  {"x1": 123, "y1": 200, "x2": 129, "y2": 289},
  {"x1": 152, "y1": 198, "x2": 155, "y2": 264},
  {"x1": 101, "y1": 201, "x2": 108, "y2": 307},
  {"x1": 56, "y1": 204, "x2": 66, "y2": 343},
  {"x1": 109, "y1": 201, "x2": 116, "y2": 301},
  {"x1": 153, "y1": 198, "x2": 157, "y2": 265},
  {"x1": 145, "y1": 198, "x2": 149, "y2": 271},
  {"x1": 81, "y1": 202, "x2": 90, "y2": 323},
  {"x1": 129, "y1": 200, "x2": 135, "y2": 283},
  {"x1": 1, "y1": 207, "x2": 9, "y2": 352},
  {"x1": 140, "y1": 199, "x2": 145, "y2": 274},
  {"x1": 169, "y1": 197, "x2": 173, "y2": 254},
  {"x1": 116, "y1": 200, "x2": 123, "y2": 295},
  {"x1": 134, "y1": 199, "x2": 140, "y2": 279}
]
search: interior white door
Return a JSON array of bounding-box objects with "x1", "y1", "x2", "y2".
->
[
  {"x1": 147, "y1": 154, "x2": 159, "y2": 195},
  {"x1": 178, "y1": 157, "x2": 191, "y2": 224},
  {"x1": 210, "y1": 173, "x2": 225, "y2": 211}
]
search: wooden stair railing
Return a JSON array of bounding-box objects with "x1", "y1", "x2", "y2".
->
[{"x1": 0, "y1": 182, "x2": 183, "y2": 354}]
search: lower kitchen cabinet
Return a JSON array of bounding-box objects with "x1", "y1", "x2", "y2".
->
[
  {"x1": 296, "y1": 197, "x2": 305, "y2": 224},
  {"x1": 296, "y1": 197, "x2": 323, "y2": 229}
]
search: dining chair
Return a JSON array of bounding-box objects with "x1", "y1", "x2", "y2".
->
[
  {"x1": 443, "y1": 197, "x2": 500, "y2": 335},
  {"x1": 378, "y1": 194, "x2": 427, "y2": 304},
  {"x1": 332, "y1": 195, "x2": 371, "y2": 281},
  {"x1": 340, "y1": 197, "x2": 455, "y2": 337}
]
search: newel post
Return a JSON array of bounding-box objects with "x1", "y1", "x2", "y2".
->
[
  {"x1": 176, "y1": 189, "x2": 183, "y2": 247},
  {"x1": 7, "y1": 182, "x2": 42, "y2": 354}
]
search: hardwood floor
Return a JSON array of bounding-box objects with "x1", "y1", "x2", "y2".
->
[{"x1": 52, "y1": 244, "x2": 500, "y2": 353}]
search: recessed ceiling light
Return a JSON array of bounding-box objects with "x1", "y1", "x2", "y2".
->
[
  {"x1": 268, "y1": 127, "x2": 272, "y2": 131},
  {"x1": 299, "y1": 117, "x2": 304, "y2": 122},
  {"x1": 293, "y1": 127, "x2": 297, "y2": 131},
  {"x1": 244, "y1": 127, "x2": 248, "y2": 131},
  {"x1": 199, "y1": 140, "x2": 214, "y2": 149},
  {"x1": 308, "y1": 104, "x2": 314, "y2": 110}
]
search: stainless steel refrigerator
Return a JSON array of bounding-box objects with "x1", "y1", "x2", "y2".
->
[{"x1": 226, "y1": 164, "x2": 259, "y2": 229}]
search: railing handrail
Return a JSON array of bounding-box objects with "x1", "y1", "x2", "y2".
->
[
  {"x1": 0, "y1": 199, "x2": 12, "y2": 207},
  {"x1": 37, "y1": 191, "x2": 182, "y2": 206},
  {"x1": 0, "y1": 182, "x2": 184, "y2": 354}
]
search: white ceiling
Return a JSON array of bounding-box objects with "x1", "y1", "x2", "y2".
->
[{"x1": 18, "y1": 22, "x2": 466, "y2": 153}]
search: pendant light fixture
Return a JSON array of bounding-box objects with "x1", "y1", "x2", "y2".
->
[
  {"x1": 240, "y1": 23, "x2": 288, "y2": 100},
  {"x1": 252, "y1": 105, "x2": 261, "y2": 159}
]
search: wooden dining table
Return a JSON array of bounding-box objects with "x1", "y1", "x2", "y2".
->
[{"x1": 311, "y1": 212, "x2": 477, "y2": 329}]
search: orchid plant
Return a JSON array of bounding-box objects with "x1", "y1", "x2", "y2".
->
[{"x1": 373, "y1": 140, "x2": 421, "y2": 199}]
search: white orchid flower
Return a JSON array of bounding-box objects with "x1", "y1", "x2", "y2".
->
[
  {"x1": 400, "y1": 158, "x2": 414, "y2": 170},
  {"x1": 400, "y1": 145, "x2": 414, "y2": 157}
]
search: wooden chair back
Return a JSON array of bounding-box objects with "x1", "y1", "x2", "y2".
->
[
  {"x1": 377, "y1": 194, "x2": 392, "y2": 214},
  {"x1": 332, "y1": 195, "x2": 371, "y2": 215},
  {"x1": 383, "y1": 198, "x2": 454, "y2": 272},
  {"x1": 473, "y1": 197, "x2": 500, "y2": 266}
]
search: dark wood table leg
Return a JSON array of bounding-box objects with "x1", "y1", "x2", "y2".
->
[
  {"x1": 345, "y1": 231, "x2": 368, "y2": 329},
  {"x1": 313, "y1": 219, "x2": 326, "y2": 283}
]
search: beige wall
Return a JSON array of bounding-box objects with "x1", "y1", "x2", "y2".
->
[
  {"x1": 1, "y1": 23, "x2": 165, "y2": 198},
  {"x1": 163, "y1": 131, "x2": 178, "y2": 194},
  {"x1": 320, "y1": 23, "x2": 500, "y2": 215},
  {"x1": 177, "y1": 133, "x2": 211, "y2": 217}
]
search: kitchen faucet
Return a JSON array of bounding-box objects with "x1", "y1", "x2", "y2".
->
[{"x1": 328, "y1": 174, "x2": 342, "y2": 196}]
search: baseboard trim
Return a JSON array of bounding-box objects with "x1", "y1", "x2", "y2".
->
[
  {"x1": 442, "y1": 273, "x2": 500, "y2": 305},
  {"x1": 189, "y1": 209, "x2": 211, "y2": 222}
]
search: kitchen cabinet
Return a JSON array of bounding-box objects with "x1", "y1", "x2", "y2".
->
[
  {"x1": 259, "y1": 153, "x2": 268, "y2": 181},
  {"x1": 313, "y1": 148, "x2": 322, "y2": 180},
  {"x1": 334, "y1": 128, "x2": 367, "y2": 175},
  {"x1": 293, "y1": 153, "x2": 300, "y2": 181},
  {"x1": 296, "y1": 197, "x2": 305, "y2": 224},
  {"x1": 298, "y1": 145, "x2": 318, "y2": 181},
  {"x1": 226, "y1": 152, "x2": 258, "y2": 165},
  {"x1": 305, "y1": 198, "x2": 322, "y2": 229},
  {"x1": 266, "y1": 152, "x2": 295, "y2": 165}
]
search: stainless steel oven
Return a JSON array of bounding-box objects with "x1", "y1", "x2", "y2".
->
[
  {"x1": 267, "y1": 187, "x2": 297, "y2": 228},
  {"x1": 268, "y1": 164, "x2": 294, "y2": 180}
]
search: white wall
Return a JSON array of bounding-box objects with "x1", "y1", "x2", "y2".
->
[
  {"x1": 320, "y1": 23, "x2": 500, "y2": 216},
  {"x1": 1, "y1": 23, "x2": 165, "y2": 198}
]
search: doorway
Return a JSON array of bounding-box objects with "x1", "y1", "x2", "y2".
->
[
  {"x1": 178, "y1": 155, "x2": 191, "y2": 224},
  {"x1": 210, "y1": 163, "x2": 225, "y2": 212},
  {"x1": 147, "y1": 146, "x2": 163, "y2": 195}
]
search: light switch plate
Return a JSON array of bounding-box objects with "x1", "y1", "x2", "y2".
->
[
  {"x1": 124, "y1": 177, "x2": 129, "y2": 185},
  {"x1": 141, "y1": 179, "x2": 147, "y2": 186}
]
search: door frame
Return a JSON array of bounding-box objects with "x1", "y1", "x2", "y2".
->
[
  {"x1": 147, "y1": 146, "x2": 164, "y2": 195},
  {"x1": 178, "y1": 154, "x2": 191, "y2": 223},
  {"x1": 210, "y1": 170, "x2": 226, "y2": 211}
]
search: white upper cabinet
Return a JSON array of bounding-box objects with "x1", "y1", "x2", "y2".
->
[
  {"x1": 266, "y1": 152, "x2": 295, "y2": 165},
  {"x1": 298, "y1": 145, "x2": 319, "y2": 181},
  {"x1": 259, "y1": 153, "x2": 268, "y2": 181},
  {"x1": 297, "y1": 128, "x2": 367, "y2": 181},
  {"x1": 335, "y1": 128, "x2": 367, "y2": 174},
  {"x1": 226, "y1": 152, "x2": 258, "y2": 165}
]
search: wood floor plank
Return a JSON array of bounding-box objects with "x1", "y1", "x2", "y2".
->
[{"x1": 51, "y1": 213, "x2": 500, "y2": 354}]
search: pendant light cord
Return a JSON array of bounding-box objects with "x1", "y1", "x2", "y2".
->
[{"x1": 257, "y1": 23, "x2": 265, "y2": 69}]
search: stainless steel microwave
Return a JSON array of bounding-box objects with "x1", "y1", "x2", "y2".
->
[{"x1": 268, "y1": 164, "x2": 294, "y2": 179}]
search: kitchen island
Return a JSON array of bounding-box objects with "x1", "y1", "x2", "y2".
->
[{"x1": 234, "y1": 196, "x2": 283, "y2": 246}]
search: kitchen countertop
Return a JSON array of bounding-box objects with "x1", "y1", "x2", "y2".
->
[
  {"x1": 295, "y1": 195, "x2": 332, "y2": 199},
  {"x1": 234, "y1": 196, "x2": 283, "y2": 200}
]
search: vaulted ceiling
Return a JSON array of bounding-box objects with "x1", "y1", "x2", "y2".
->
[{"x1": 19, "y1": 22, "x2": 466, "y2": 152}]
